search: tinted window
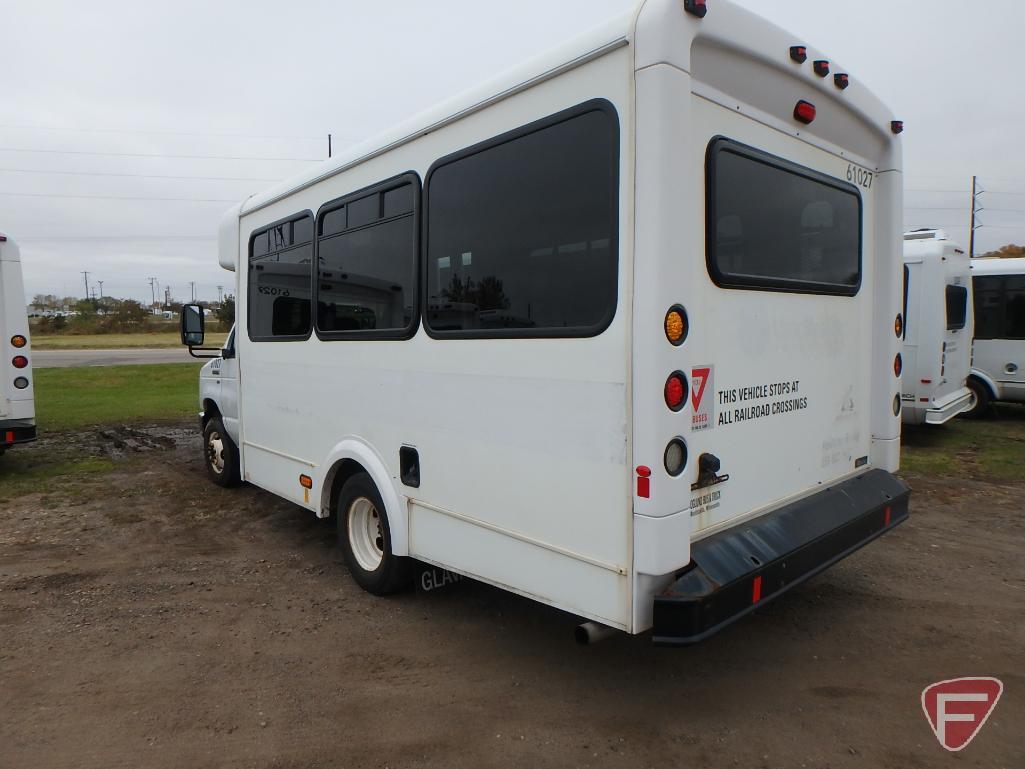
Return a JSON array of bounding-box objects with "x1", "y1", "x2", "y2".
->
[
  {"x1": 248, "y1": 214, "x2": 313, "y2": 341},
  {"x1": 1007, "y1": 276, "x2": 1025, "y2": 339},
  {"x1": 707, "y1": 139, "x2": 861, "y2": 295},
  {"x1": 945, "y1": 284, "x2": 968, "y2": 331},
  {"x1": 973, "y1": 275, "x2": 1003, "y2": 339},
  {"x1": 425, "y1": 103, "x2": 618, "y2": 335},
  {"x1": 902, "y1": 265, "x2": 910, "y2": 340},
  {"x1": 316, "y1": 179, "x2": 417, "y2": 336}
]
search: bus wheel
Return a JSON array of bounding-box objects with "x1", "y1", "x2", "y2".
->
[
  {"x1": 337, "y1": 473, "x2": 411, "y2": 595},
  {"x1": 203, "y1": 417, "x2": 241, "y2": 487},
  {"x1": 963, "y1": 379, "x2": 991, "y2": 419}
]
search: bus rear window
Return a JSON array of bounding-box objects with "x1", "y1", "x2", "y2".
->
[
  {"x1": 707, "y1": 139, "x2": 862, "y2": 296},
  {"x1": 945, "y1": 284, "x2": 968, "y2": 331}
]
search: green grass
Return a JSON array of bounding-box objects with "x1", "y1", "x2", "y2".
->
[
  {"x1": 33, "y1": 363, "x2": 201, "y2": 432},
  {"x1": 32, "y1": 331, "x2": 227, "y2": 350},
  {"x1": 900, "y1": 404, "x2": 1025, "y2": 482}
]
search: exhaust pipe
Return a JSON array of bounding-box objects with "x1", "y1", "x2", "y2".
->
[{"x1": 574, "y1": 621, "x2": 618, "y2": 645}]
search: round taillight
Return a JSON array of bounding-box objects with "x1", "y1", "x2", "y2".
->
[
  {"x1": 894, "y1": 313, "x2": 903, "y2": 338},
  {"x1": 11, "y1": 335, "x2": 27, "y2": 349},
  {"x1": 13, "y1": 376, "x2": 28, "y2": 390},
  {"x1": 894, "y1": 353, "x2": 903, "y2": 377},
  {"x1": 665, "y1": 371, "x2": 687, "y2": 412},
  {"x1": 664, "y1": 438, "x2": 688, "y2": 477},
  {"x1": 12, "y1": 355, "x2": 28, "y2": 369},
  {"x1": 665, "y1": 305, "x2": 688, "y2": 346},
  {"x1": 893, "y1": 394, "x2": 901, "y2": 416}
]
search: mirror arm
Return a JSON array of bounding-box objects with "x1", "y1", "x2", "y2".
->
[{"x1": 187, "y1": 346, "x2": 222, "y2": 360}]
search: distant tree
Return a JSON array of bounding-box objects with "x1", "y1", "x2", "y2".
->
[
  {"x1": 978, "y1": 243, "x2": 1025, "y2": 259},
  {"x1": 214, "y1": 296, "x2": 236, "y2": 328}
]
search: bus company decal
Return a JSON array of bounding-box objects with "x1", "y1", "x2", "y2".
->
[{"x1": 690, "y1": 366, "x2": 714, "y2": 432}]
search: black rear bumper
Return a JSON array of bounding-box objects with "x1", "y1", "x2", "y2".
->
[
  {"x1": 652, "y1": 469, "x2": 910, "y2": 646},
  {"x1": 1, "y1": 424, "x2": 37, "y2": 447}
]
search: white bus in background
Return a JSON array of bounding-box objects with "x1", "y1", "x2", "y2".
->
[
  {"x1": 900, "y1": 230, "x2": 974, "y2": 425},
  {"x1": 182, "y1": 0, "x2": 909, "y2": 644},
  {"x1": 966, "y1": 256, "x2": 1025, "y2": 416},
  {"x1": 0, "y1": 233, "x2": 36, "y2": 454}
]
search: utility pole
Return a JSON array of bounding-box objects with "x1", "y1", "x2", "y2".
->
[
  {"x1": 189, "y1": 281, "x2": 196, "y2": 302},
  {"x1": 328, "y1": 133, "x2": 332, "y2": 159},
  {"x1": 148, "y1": 277, "x2": 157, "y2": 308},
  {"x1": 81, "y1": 271, "x2": 90, "y2": 299},
  {"x1": 969, "y1": 175, "x2": 978, "y2": 259}
]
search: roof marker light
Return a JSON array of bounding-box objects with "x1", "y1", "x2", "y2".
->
[
  {"x1": 794, "y1": 100, "x2": 816, "y2": 125},
  {"x1": 891, "y1": 120, "x2": 904, "y2": 134},
  {"x1": 684, "y1": 0, "x2": 707, "y2": 18},
  {"x1": 834, "y1": 73, "x2": 850, "y2": 90},
  {"x1": 790, "y1": 46, "x2": 808, "y2": 63},
  {"x1": 813, "y1": 60, "x2": 830, "y2": 77}
]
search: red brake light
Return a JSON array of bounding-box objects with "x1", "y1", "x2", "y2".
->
[
  {"x1": 665, "y1": 372, "x2": 687, "y2": 412},
  {"x1": 834, "y1": 73, "x2": 850, "y2": 90},
  {"x1": 813, "y1": 60, "x2": 830, "y2": 77},
  {"x1": 891, "y1": 120, "x2": 904, "y2": 134},
  {"x1": 790, "y1": 46, "x2": 807, "y2": 63},
  {"x1": 684, "y1": 0, "x2": 707, "y2": 18},
  {"x1": 12, "y1": 355, "x2": 28, "y2": 369},
  {"x1": 894, "y1": 353, "x2": 903, "y2": 378},
  {"x1": 794, "y1": 101, "x2": 816, "y2": 125}
]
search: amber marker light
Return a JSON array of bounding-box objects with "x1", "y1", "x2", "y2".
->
[{"x1": 665, "y1": 305, "x2": 688, "y2": 346}]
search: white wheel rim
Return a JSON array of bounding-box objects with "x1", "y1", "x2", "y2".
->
[
  {"x1": 348, "y1": 496, "x2": 384, "y2": 572},
  {"x1": 207, "y1": 430, "x2": 225, "y2": 474}
]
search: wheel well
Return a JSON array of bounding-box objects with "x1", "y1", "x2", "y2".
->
[
  {"x1": 323, "y1": 458, "x2": 367, "y2": 518},
  {"x1": 202, "y1": 399, "x2": 221, "y2": 427},
  {"x1": 968, "y1": 374, "x2": 995, "y2": 400}
]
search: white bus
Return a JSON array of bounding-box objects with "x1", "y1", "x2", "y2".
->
[
  {"x1": 900, "y1": 230, "x2": 974, "y2": 425},
  {"x1": 966, "y1": 256, "x2": 1025, "y2": 415},
  {"x1": 182, "y1": 0, "x2": 909, "y2": 644},
  {"x1": 0, "y1": 233, "x2": 36, "y2": 454}
]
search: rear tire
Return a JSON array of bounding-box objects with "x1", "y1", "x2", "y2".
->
[
  {"x1": 962, "y1": 378, "x2": 992, "y2": 419},
  {"x1": 337, "y1": 473, "x2": 412, "y2": 595},
  {"x1": 203, "y1": 417, "x2": 241, "y2": 487}
]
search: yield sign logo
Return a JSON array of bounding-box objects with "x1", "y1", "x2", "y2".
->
[
  {"x1": 921, "y1": 677, "x2": 1003, "y2": 752},
  {"x1": 691, "y1": 367, "x2": 711, "y2": 411}
]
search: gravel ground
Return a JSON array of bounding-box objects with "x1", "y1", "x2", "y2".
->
[{"x1": 1, "y1": 423, "x2": 1021, "y2": 769}]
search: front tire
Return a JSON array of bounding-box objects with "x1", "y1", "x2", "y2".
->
[
  {"x1": 203, "y1": 417, "x2": 241, "y2": 487},
  {"x1": 337, "y1": 473, "x2": 411, "y2": 595},
  {"x1": 962, "y1": 378, "x2": 992, "y2": 419}
]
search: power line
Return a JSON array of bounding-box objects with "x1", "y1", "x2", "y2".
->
[
  {"x1": 0, "y1": 147, "x2": 321, "y2": 162},
  {"x1": 0, "y1": 123, "x2": 328, "y2": 141},
  {"x1": 18, "y1": 235, "x2": 215, "y2": 241},
  {"x1": 0, "y1": 167, "x2": 279, "y2": 182},
  {"x1": 0, "y1": 191, "x2": 238, "y2": 202}
]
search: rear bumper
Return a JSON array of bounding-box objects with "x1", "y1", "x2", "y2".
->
[
  {"x1": 652, "y1": 469, "x2": 910, "y2": 646},
  {"x1": 1, "y1": 423, "x2": 37, "y2": 447},
  {"x1": 924, "y1": 387, "x2": 973, "y2": 425}
]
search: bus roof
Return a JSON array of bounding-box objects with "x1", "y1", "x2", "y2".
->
[{"x1": 971, "y1": 256, "x2": 1025, "y2": 276}]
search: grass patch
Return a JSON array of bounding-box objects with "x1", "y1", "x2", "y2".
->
[
  {"x1": 33, "y1": 363, "x2": 200, "y2": 432},
  {"x1": 32, "y1": 331, "x2": 226, "y2": 350},
  {"x1": 900, "y1": 404, "x2": 1025, "y2": 482},
  {"x1": 0, "y1": 454, "x2": 118, "y2": 502}
]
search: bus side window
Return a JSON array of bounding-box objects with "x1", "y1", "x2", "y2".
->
[{"x1": 248, "y1": 213, "x2": 313, "y2": 341}]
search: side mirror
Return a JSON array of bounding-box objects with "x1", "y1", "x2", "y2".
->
[{"x1": 180, "y1": 304, "x2": 205, "y2": 347}]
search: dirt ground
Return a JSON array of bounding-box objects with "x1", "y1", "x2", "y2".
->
[{"x1": 1, "y1": 423, "x2": 1022, "y2": 769}]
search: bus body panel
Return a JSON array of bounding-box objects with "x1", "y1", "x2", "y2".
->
[
  {"x1": 901, "y1": 233, "x2": 973, "y2": 425},
  {"x1": 1, "y1": 236, "x2": 36, "y2": 444},
  {"x1": 236, "y1": 46, "x2": 635, "y2": 629}
]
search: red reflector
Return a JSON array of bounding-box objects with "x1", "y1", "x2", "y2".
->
[
  {"x1": 813, "y1": 60, "x2": 830, "y2": 77},
  {"x1": 920, "y1": 398, "x2": 930, "y2": 403},
  {"x1": 636, "y1": 465, "x2": 651, "y2": 499},
  {"x1": 891, "y1": 120, "x2": 904, "y2": 134},
  {"x1": 794, "y1": 100, "x2": 816, "y2": 125},
  {"x1": 12, "y1": 355, "x2": 28, "y2": 369},
  {"x1": 752, "y1": 575, "x2": 763, "y2": 603},
  {"x1": 884, "y1": 506, "x2": 892, "y2": 526},
  {"x1": 4, "y1": 430, "x2": 14, "y2": 443},
  {"x1": 921, "y1": 379, "x2": 932, "y2": 384},
  {"x1": 684, "y1": 0, "x2": 707, "y2": 18},
  {"x1": 789, "y1": 45, "x2": 807, "y2": 63},
  {"x1": 834, "y1": 73, "x2": 850, "y2": 90}
]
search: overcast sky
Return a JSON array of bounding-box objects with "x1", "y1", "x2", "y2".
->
[{"x1": 4, "y1": 0, "x2": 1025, "y2": 305}]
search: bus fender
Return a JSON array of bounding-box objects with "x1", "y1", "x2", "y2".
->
[
  {"x1": 968, "y1": 369, "x2": 998, "y2": 400},
  {"x1": 319, "y1": 438, "x2": 409, "y2": 557}
]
